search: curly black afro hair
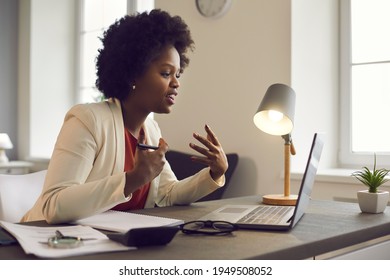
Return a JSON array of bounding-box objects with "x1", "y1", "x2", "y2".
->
[{"x1": 95, "y1": 9, "x2": 194, "y2": 100}]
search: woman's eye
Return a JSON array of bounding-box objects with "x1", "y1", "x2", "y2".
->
[{"x1": 161, "y1": 71, "x2": 180, "y2": 79}]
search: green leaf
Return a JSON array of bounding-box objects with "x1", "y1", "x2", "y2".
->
[{"x1": 351, "y1": 153, "x2": 390, "y2": 193}]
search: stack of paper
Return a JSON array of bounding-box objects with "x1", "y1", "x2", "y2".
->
[{"x1": 0, "y1": 221, "x2": 133, "y2": 258}]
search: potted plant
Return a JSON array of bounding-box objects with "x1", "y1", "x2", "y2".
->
[{"x1": 351, "y1": 154, "x2": 390, "y2": 213}]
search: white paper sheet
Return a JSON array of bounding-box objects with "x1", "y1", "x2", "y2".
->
[
  {"x1": 74, "y1": 210, "x2": 183, "y2": 233},
  {"x1": 0, "y1": 221, "x2": 134, "y2": 258}
]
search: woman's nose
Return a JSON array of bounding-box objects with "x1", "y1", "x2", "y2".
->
[{"x1": 171, "y1": 75, "x2": 180, "y2": 89}]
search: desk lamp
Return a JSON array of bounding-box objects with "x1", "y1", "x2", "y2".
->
[
  {"x1": 0, "y1": 133, "x2": 13, "y2": 163},
  {"x1": 253, "y1": 83, "x2": 297, "y2": 205}
]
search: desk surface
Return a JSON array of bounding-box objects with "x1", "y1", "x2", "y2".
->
[{"x1": 1, "y1": 196, "x2": 389, "y2": 260}]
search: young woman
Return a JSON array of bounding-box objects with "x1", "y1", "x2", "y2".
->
[{"x1": 22, "y1": 9, "x2": 228, "y2": 224}]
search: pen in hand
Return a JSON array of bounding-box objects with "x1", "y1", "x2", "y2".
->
[{"x1": 137, "y1": 143, "x2": 159, "y2": 150}]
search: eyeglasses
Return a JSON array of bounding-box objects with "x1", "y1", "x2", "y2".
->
[
  {"x1": 46, "y1": 230, "x2": 82, "y2": 248},
  {"x1": 45, "y1": 230, "x2": 96, "y2": 249},
  {"x1": 180, "y1": 220, "x2": 238, "y2": 235}
]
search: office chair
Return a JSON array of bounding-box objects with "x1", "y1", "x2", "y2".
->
[
  {"x1": 0, "y1": 170, "x2": 46, "y2": 222},
  {"x1": 165, "y1": 150, "x2": 239, "y2": 202}
]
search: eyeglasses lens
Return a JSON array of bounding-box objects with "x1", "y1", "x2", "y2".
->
[{"x1": 181, "y1": 221, "x2": 236, "y2": 235}]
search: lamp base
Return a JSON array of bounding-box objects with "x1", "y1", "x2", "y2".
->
[
  {"x1": 262, "y1": 194, "x2": 298, "y2": 206},
  {"x1": 0, "y1": 150, "x2": 9, "y2": 163}
]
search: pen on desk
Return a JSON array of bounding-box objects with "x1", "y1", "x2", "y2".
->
[{"x1": 137, "y1": 143, "x2": 159, "y2": 150}]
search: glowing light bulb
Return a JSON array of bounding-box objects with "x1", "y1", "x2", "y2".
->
[{"x1": 268, "y1": 110, "x2": 283, "y2": 122}]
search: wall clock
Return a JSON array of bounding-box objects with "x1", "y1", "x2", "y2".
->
[{"x1": 196, "y1": 0, "x2": 232, "y2": 19}]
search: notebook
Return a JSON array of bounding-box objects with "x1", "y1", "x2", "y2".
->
[
  {"x1": 74, "y1": 210, "x2": 183, "y2": 233},
  {"x1": 198, "y1": 133, "x2": 324, "y2": 231}
]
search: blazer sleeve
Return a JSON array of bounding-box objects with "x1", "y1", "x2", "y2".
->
[
  {"x1": 143, "y1": 119, "x2": 225, "y2": 206},
  {"x1": 155, "y1": 163, "x2": 225, "y2": 207},
  {"x1": 39, "y1": 103, "x2": 129, "y2": 224}
]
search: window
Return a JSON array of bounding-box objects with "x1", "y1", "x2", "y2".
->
[
  {"x1": 77, "y1": 0, "x2": 154, "y2": 103},
  {"x1": 78, "y1": 0, "x2": 128, "y2": 104},
  {"x1": 340, "y1": 0, "x2": 390, "y2": 168}
]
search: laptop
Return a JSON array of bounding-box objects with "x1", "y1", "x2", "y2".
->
[{"x1": 199, "y1": 133, "x2": 324, "y2": 231}]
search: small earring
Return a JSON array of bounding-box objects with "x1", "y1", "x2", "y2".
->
[{"x1": 132, "y1": 84, "x2": 136, "y2": 90}]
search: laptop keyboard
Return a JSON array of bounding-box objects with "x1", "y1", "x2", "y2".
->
[{"x1": 237, "y1": 206, "x2": 294, "y2": 224}]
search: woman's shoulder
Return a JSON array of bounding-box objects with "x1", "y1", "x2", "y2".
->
[
  {"x1": 66, "y1": 99, "x2": 119, "y2": 120},
  {"x1": 63, "y1": 99, "x2": 123, "y2": 138}
]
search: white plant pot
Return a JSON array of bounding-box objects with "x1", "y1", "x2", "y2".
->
[{"x1": 357, "y1": 190, "x2": 389, "y2": 214}]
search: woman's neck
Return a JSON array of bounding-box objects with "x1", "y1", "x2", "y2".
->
[{"x1": 120, "y1": 99, "x2": 148, "y2": 137}]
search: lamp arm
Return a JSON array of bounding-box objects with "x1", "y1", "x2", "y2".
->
[
  {"x1": 282, "y1": 133, "x2": 296, "y2": 198},
  {"x1": 290, "y1": 141, "x2": 296, "y2": 155},
  {"x1": 281, "y1": 134, "x2": 291, "y2": 144},
  {"x1": 281, "y1": 134, "x2": 296, "y2": 155}
]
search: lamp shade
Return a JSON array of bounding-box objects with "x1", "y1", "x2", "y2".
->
[
  {"x1": 253, "y1": 83, "x2": 296, "y2": 136},
  {"x1": 0, "y1": 133, "x2": 13, "y2": 149}
]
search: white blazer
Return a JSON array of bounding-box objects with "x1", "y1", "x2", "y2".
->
[{"x1": 22, "y1": 98, "x2": 223, "y2": 223}]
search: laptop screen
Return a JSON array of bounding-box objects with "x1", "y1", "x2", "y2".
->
[{"x1": 290, "y1": 133, "x2": 324, "y2": 228}]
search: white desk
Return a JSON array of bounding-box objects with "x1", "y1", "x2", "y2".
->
[{"x1": 0, "y1": 161, "x2": 33, "y2": 175}]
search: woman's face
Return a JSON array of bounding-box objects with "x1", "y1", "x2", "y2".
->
[{"x1": 132, "y1": 45, "x2": 181, "y2": 114}]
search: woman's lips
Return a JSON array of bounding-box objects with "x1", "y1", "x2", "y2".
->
[{"x1": 166, "y1": 93, "x2": 176, "y2": 105}]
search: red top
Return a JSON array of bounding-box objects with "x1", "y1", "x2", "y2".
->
[{"x1": 111, "y1": 129, "x2": 150, "y2": 211}]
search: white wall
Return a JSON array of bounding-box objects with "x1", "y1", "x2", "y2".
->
[
  {"x1": 14, "y1": 0, "x2": 388, "y2": 202},
  {"x1": 0, "y1": 0, "x2": 18, "y2": 161},
  {"x1": 155, "y1": 0, "x2": 292, "y2": 198},
  {"x1": 291, "y1": 0, "x2": 339, "y2": 171},
  {"x1": 290, "y1": 0, "x2": 347, "y2": 200},
  {"x1": 154, "y1": 0, "x2": 378, "y2": 203},
  {"x1": 289, "y1": 0, "x2": 389, "y2": 203},
  {"x1": 18, "y1": 0, "x2": 76, "y2": 161}
]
